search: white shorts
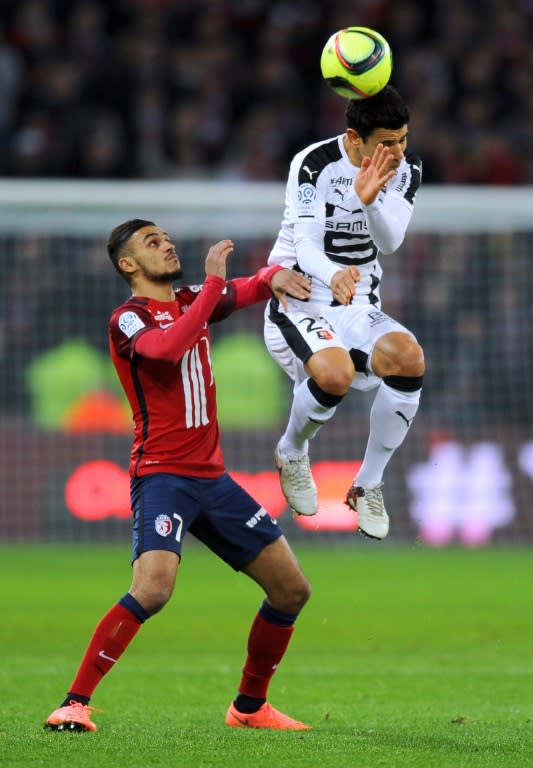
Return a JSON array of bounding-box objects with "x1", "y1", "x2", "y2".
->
[{"x1": 264, "y1": 297, "x2": 416, "y2": 392}]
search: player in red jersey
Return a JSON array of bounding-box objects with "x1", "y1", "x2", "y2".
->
[{"x1": 46, "y1": 219, "x2": 314, "y2": 732}]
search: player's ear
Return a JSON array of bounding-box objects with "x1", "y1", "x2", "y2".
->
[
  {"x1": 118, "y1": 254, "x2": 138, "y2": 275},
  {"x1": 346, "y1": 128, "x2": 362, "y2": 146}
]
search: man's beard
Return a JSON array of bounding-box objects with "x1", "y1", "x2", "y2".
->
[{"x1": 143, "y1": 266, "x2": 183, "y2": 284}]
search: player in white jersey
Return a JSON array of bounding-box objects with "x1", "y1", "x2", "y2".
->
[{"x1": 264, "y1": 85, "x2": 425, "y2": 539}]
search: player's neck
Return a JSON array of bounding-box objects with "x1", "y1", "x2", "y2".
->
[{"x1": 131, "y1": 281, "x2": 176, "y2": 302}]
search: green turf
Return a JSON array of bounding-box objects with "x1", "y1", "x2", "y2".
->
[{"x1": 1, "y1": 542, "x2": 532, "y2": 767}]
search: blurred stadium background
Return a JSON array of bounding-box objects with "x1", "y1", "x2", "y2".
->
[{"x1": 0, "y1": 0, "x2": 532, "y2": 547}]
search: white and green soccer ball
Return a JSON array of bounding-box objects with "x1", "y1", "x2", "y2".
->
[{"x1": 320, "y1": 26, "x2": 393, "y2": 100}]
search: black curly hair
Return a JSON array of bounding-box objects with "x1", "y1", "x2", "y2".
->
[{"x1": 345, "y1": 85, "x2": 409, "y2": 140}]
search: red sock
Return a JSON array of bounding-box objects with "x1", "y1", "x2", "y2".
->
[
  {"x1": 68, "y1": 603, "x2": 142, "y2": 699},
  {"x1": 238, "y1": 613, "x2": 294, "y2": 699}
]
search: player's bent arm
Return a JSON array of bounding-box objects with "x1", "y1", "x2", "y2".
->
[
  {"x1": 294, "y1": 222, "x2": 340, "y2": 286},
  {"x1": 295, "y1": 227, "x2": 360, "y2": 302},
  {"x1": 134, "y1": 275, "x2": 225, "y2": 362},
  {"x1": 209, "y1": 265, "x2": 286, "y2": 322},
  {"x1": 361, "y1": 193, "x2": 414, "y2": 254}
]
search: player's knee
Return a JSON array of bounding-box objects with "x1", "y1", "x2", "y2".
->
[
  {"x1": 374, "y1": 336, "x2": 425, "y2": 378},
  {"x1": 311, "y1": 361, "x2": 353, "y2": 396},
  {"x1": 133, "y1": 581, "x2": 174, "y2": 616},
  {"x1": 147, "y1": 591, "x2": 172, "y2": 615},
  {"x1": 400, "y1": 341, "x2": 425, "y2": 377},
  {"x1": 317, "y1": 368, "x2": 353, "y2": 395},
  {"x1": 282, "y1": 574, "x2": 312, "y2": 614},
  {"x1": 266, "y1": 573, "x2": 311, "y2": 615},
  {"x1": 297, "y1": 576, "x2": 312, "y2": 609},
  {"x1": 307, "y1": 351, "x2": 354, "y2": 396}
]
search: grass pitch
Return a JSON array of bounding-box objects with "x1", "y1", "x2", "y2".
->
[{"x1": 1, "y1": 542, "x2": 532, "y2": 767}]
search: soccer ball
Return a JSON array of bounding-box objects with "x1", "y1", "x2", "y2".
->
[{"x1": 320, "y1": 26, "x2": 392, "y2": 100}]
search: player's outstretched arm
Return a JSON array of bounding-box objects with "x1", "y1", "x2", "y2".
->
[{"x1": 209, "y1": 263, "x2": 293, "y2": 322}]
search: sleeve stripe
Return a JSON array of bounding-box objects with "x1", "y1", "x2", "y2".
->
[{"x1": 404, "y1": 153, "x2": 422, "y2": 205}]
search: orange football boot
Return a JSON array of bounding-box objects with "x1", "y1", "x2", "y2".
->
[
  {"x1": 226, "y1": 701, "x2": 311, "y2": 730},
  {"x1": 45, "y1": 701, "x2": 98, "y2": 732}
]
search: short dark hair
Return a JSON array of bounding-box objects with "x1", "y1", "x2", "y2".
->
[
  {"x1": 107, "y1": 219, "x2": 155, "y2": 278},
  {"x1": 345, "y1": 85, "x2": 409, "y2": 141}
]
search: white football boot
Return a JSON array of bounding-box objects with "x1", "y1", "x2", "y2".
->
[
  {"x1": 345, "y1": 482, "x2": 389, "y2": 539},
  {"x1": 275, "y1": 444, "x2": 317, "y2": 516}
]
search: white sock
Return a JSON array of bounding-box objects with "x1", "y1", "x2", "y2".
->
[
  {"x1": 279, "y1": 379, "x2": 337, "y2": 457},
  {"x1": 355, "y1": 382, "x2": 421, "y2": 487}
]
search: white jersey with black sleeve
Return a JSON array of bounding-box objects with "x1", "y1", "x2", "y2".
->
[{"x1": 267, "y1": 134, "x2": 422, "y2": 308}]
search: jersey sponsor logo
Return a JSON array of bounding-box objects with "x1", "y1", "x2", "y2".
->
[
  {"x1": 159, "y1": 322, "x2": 174, "y2": 329},
  {"x1": 368, "y1": 310, "x2": 388, "y2": 326},
  {"x1": 182, "y1": 339, "x2": 211, "y2": 428},
  {"x1": 302, "y1": 164, "x2": 318, "y2": 180},
  {"x1": 154, "y1": 310, "x2": 174, "y2": 322},
  {"x1": 118, "y1": 311, "x2": 146, "y2": 338},
  {"x1": 245, "y1": 506, "x2": 275, "y2": 528},
  {"x1": 155, "y1": 514, "x2": 172, "y2": 537},
  {"x1": 325, "y1": 217, "x2": 366, "y2": 232},
  {"x1": 297, "y1": 183, "x2": 317, "y2": 216},
  {"x1": 330, "y1": 175, "x2": 352, "y2": 186},
  {"x1": 329, "y1": 188, "x2": 353, "y2": 214},
  {"x1": 394, "y1": 172, "x2": 408, "y2": 192}
]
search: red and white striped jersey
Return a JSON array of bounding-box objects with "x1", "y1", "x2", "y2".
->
[{"x1": 109, "y1": 268, "x2": 280, "y2": 478}]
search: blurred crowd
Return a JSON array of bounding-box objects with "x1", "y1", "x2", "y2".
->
[{"x1": 0, "y1": 0, "x2": 531, "y2": 183}]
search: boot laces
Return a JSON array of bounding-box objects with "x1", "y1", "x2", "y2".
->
[
  {"x1": 363, "y1": 483, "x2": 385, "y2": 517},
  {"x1": 285, "y1": 455, "x2": 312, "y2": 489}
]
